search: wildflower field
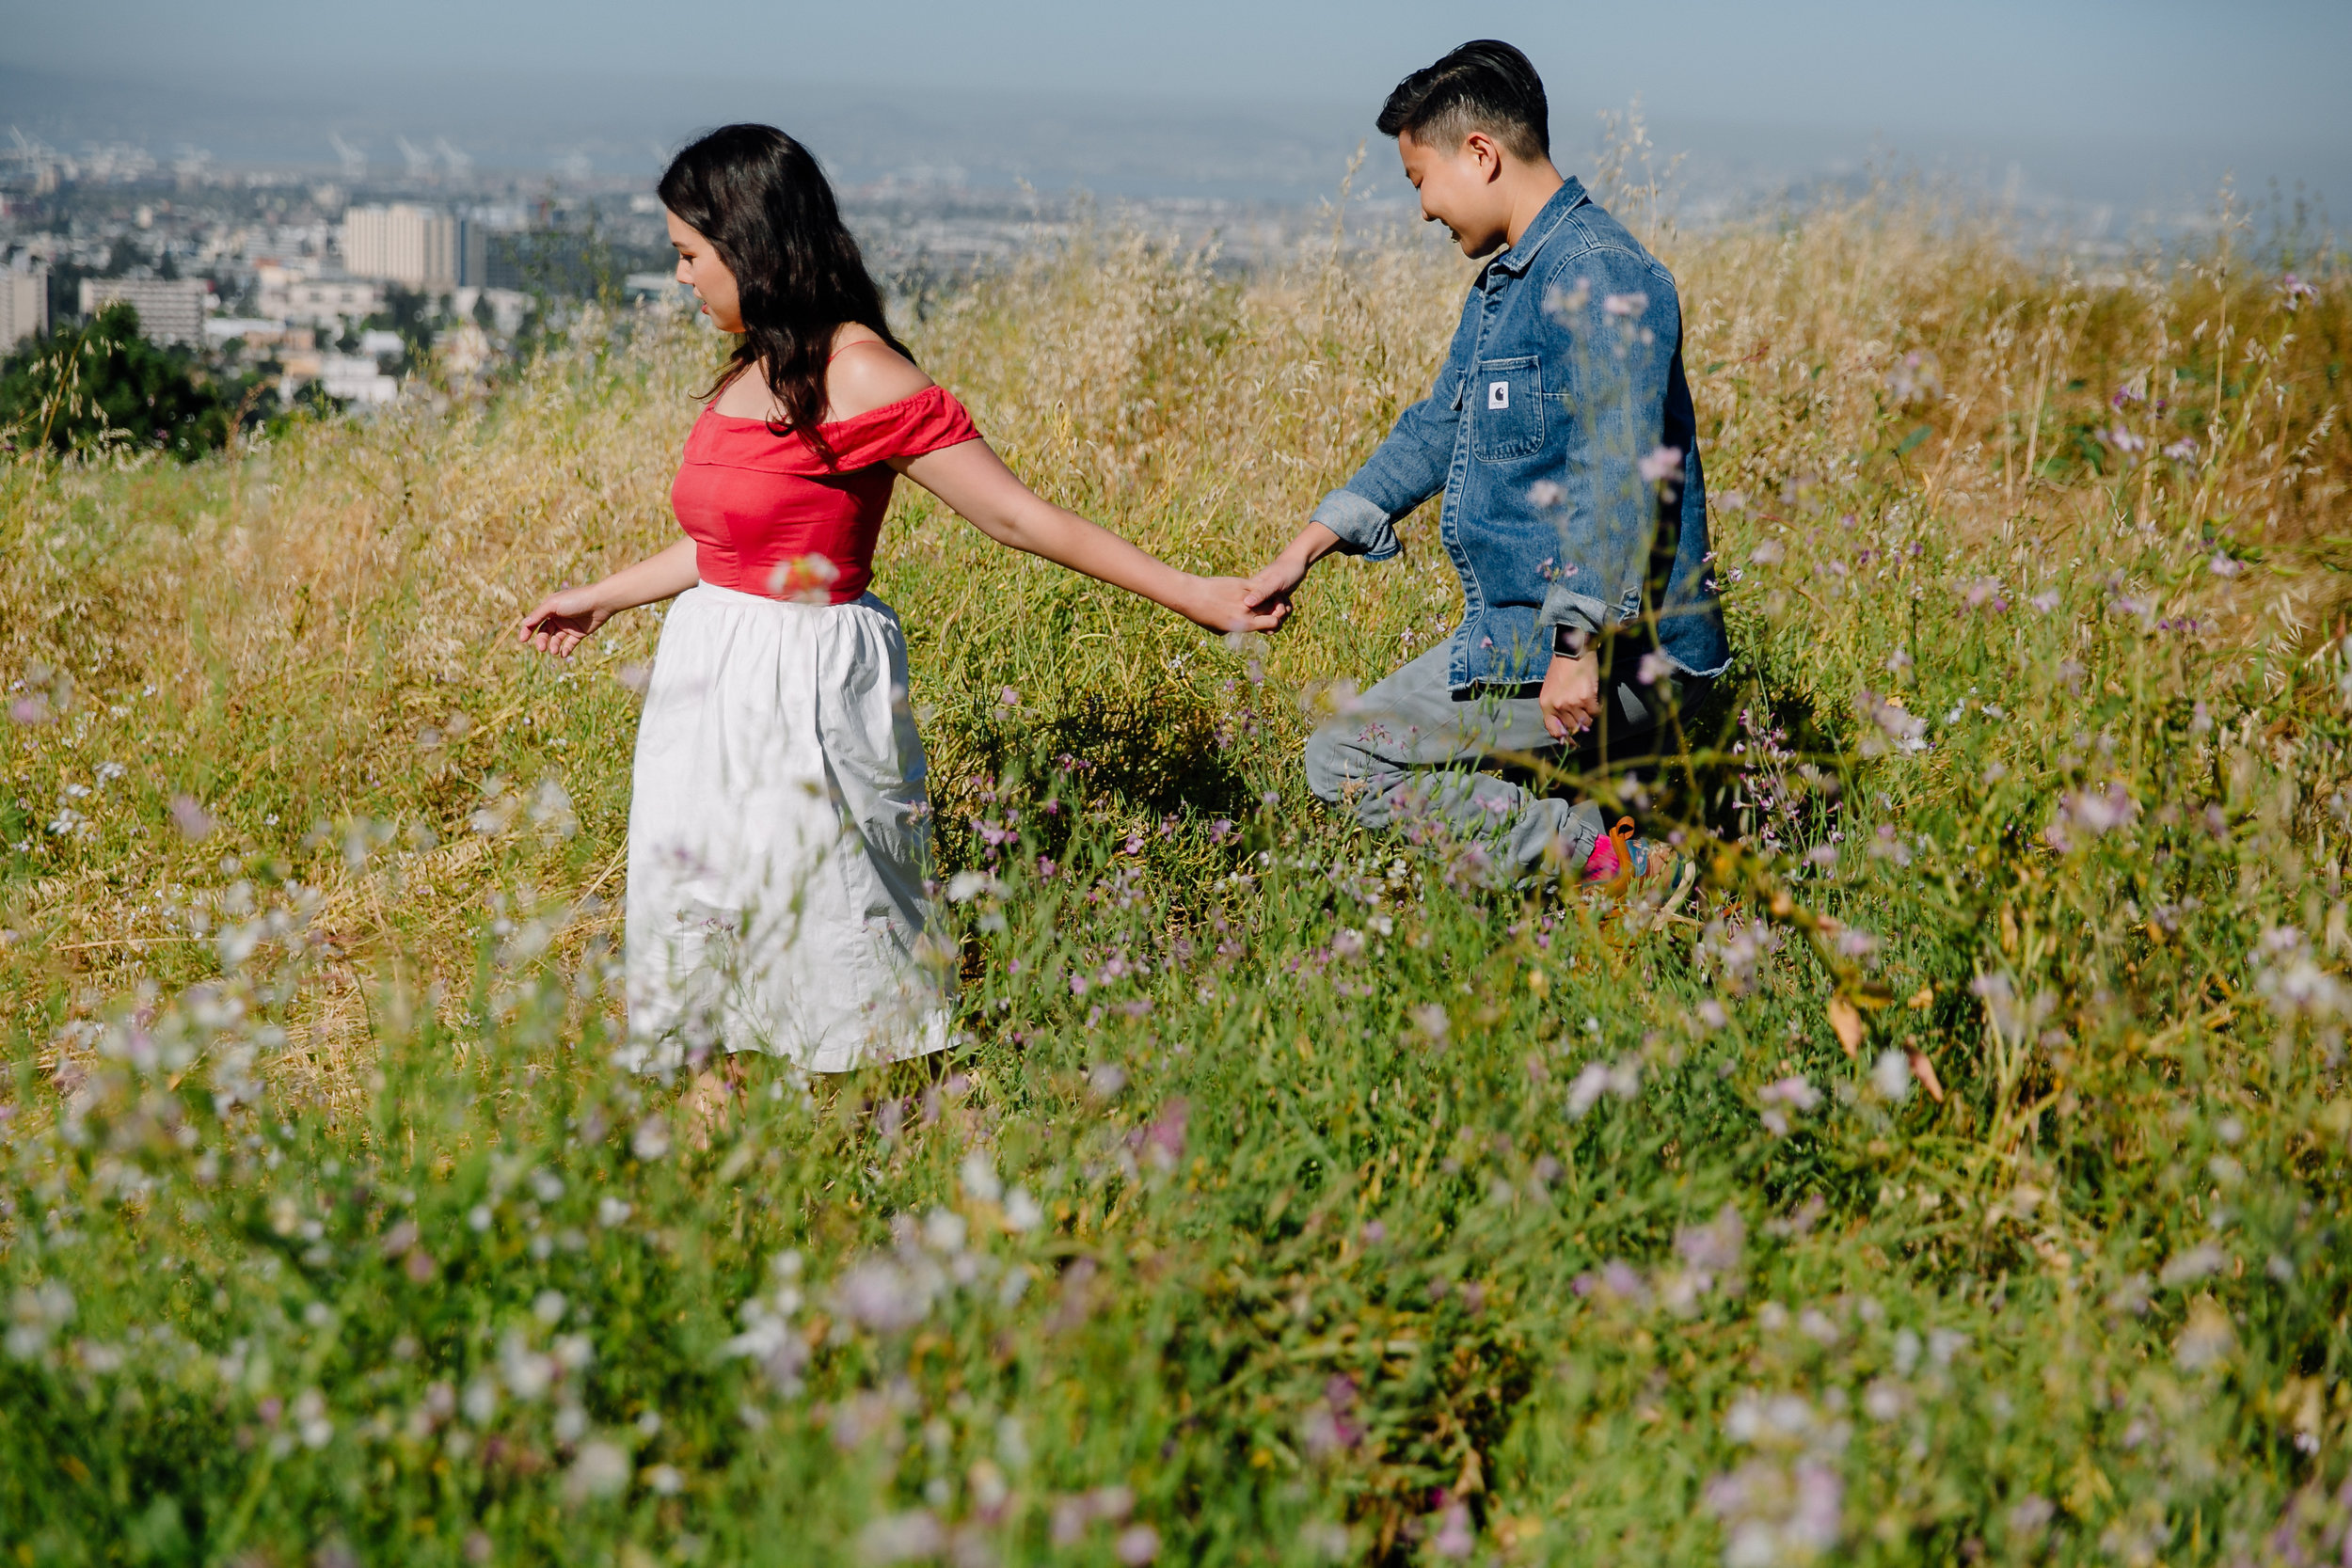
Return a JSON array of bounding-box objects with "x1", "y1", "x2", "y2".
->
[{"x1": 4, "y1": 171, "x2": 2350, "y2": 1565}]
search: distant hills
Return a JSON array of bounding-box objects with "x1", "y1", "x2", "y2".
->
[{"x1": 3, "y1": 59, "x2": 2342, "y2": 234}]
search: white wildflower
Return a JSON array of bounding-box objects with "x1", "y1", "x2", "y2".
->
[
  {"x1": 859, "y1": 1511, "x2": 947, "y2": 1563},
  {"x1": 293, "y1": 1387, "x2": 334, "y2": 1449},
  {"x1": 1708, "y1": 1388, "x2": 1847, "y2": 1564},
  {"x1": 6, "y1": 1282, "x2": 74, "y2": 1361},
  {"x1": 1677, "y1": 1205, "x2": 1746, "y2": 1280},
  {"x1": 528, "y1": 777, "x2": 578, "y2": 839},
  {"x1": 921, "y1": 1209, "x2": 968, "y2": 1257},
  {"x1": 631, "y1": 1115, "x2": 672, "y2": 1161},
  {"x1": 565, "y1": 1439, "x2": 631, "y2": 1501},
  {"x1": 1853, "y1": 690, "x2": 1927, "y2": 757},
  {"x1": 1566, "y1": 1057, "x2": 1641, "y2": 1119},
  {"x1": 2158, "y1": 1244, "x2": 2225, "y2": 1288},
  {"x1": 959, "y1": 1151, "x2": 1004, "y2": 1203},
  {"x1": 2253, "y1": 927, "x2": 2349, "y2": 1021},
  {"x1": 2173, "y1": 1298, "x2": 2234, "y2": 1370},
  {"x1": 1870, "y1": 1050, "x2": 1912, "y2": 1101},
  {"x1": 833, "y1": 1255, "x2": 940, "y2": 1335},
  {"x1": 946, "y1": 870, "x2": 1007, "y2": 904},
  {"x1": 500, "y1": 1331, "x2": 555, "y2": 1401}
]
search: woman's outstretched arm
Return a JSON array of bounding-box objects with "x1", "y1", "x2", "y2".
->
[
  {"x1": 898, "y1": 440, "x2": 1288, "y2": 635},
  {"x1": 517, "y1": 536, "x2": 702, "y2": 657}
]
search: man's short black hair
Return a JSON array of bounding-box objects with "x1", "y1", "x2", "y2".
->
[{"x1": 1375, "y1": 40, "x2": 1549, "y2": 163}]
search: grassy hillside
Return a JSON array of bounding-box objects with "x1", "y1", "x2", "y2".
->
[{"x1": 2, "y1": 184, "x2": 2349, "y2": 1565}]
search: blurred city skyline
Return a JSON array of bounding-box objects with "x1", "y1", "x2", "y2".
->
[{"x1": 5, "y1": 1, "x2": 2348, "y2": 230}]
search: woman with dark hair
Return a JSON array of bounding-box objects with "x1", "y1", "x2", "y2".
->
[{"x1": 518, "y1": 124, "x2": 1282, "y2": 1073}]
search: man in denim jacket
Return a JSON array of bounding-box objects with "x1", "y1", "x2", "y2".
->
[{"x1": 1245, "y1": 40, "x2": 1730, "y2": 901}]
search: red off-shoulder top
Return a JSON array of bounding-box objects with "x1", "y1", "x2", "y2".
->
[{"x1": 670, "y1": 384, "x2": 983, "y2": 604}]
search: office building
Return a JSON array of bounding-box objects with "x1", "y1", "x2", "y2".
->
[
  {"x1": 339, "y1": 204, "x2": 476, "y2": 290},
  {"x1": 317, "y1": 355, "x2": 398, "y2": 405},
  {"x1": 78, "y1": 277, "x2": 210, "y2": 346},
  {"x1": 1, "y1": 260, "x2": 47, "y2": 350},
  {"x1": 257, "y1": 264, "x2": 384, "y2": 327}
]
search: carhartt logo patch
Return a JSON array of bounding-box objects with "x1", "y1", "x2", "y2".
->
[{"x1": 1487, "y1": 380, "x2": 1510, "y2": 410}]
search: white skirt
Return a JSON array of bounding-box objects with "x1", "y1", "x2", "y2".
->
[{"x1": 623, "y1": 582, "x2": 950, "y2": 1073}]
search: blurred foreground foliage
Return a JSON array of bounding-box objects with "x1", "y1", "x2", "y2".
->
[{"x1": 0, "y1": 304, "x2": 277, "y2": 463}]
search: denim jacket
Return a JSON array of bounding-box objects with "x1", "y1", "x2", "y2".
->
[{"x1": 1311, "y1": 177, "x2": 1732, "y2": 689}]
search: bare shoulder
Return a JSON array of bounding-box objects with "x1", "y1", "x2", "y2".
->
[{"x1": 825, "y1": 330, "x2": 934, "y2": 421}]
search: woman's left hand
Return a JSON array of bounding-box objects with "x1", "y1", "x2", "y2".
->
[{"x1": 517, "y1": 585, "x2": 612, "y2": 657}]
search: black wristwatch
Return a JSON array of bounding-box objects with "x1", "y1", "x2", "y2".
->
[{"x1": 1552, "y1": 624, "x2": 1592, "y2": 659}]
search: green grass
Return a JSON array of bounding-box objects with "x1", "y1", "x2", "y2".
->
[{"x1": 3, "y1": 206, "x2": 2351, "y2": 1565}]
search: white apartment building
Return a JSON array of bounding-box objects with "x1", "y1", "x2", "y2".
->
[
  {"x1": 316, "y1": 355, "x2": 397, "y2": 405},
  {"x1": 79, "y1": 277, "x2": 210, "y2": 346},
  {"x1": 203, "y1": 318, "x2": 292, "y2": 347},
  {"x1": 256, "y1": 263, "x2": 383, "y2": 327},
  {"x1": 1, "y1": 261, "x2": 47, "y2": 350},
  {"x1": 339, "y1": 204, "x2": 475, "y2": 290}
]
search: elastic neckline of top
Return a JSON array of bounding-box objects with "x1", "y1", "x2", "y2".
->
[{"x1": 702, "y1": 385, "x2": 945, "y2": 430}]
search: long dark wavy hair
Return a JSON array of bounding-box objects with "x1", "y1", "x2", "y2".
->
[{"x1": 658, "y1": 124, "x2": 909, "y2": 466}]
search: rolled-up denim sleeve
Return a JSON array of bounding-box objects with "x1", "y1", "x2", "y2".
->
[
  {"x1": 1309, "y1": 485, "x2": 1406, "y2": 560},
  {"x1": 1311, "y1": 300, "x2": 1471, "y2": 561},
  {"x1": 1537, "y1": 580, "x2": 1611, "y2": 639}
]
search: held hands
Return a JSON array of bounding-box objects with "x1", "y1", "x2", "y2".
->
[
  {"x1": 1239, "y1": 522, "x2": 1341, "y2": 625},
  {"x1": 1184, "y1": 575, "x2": 1292, "y2": 635},
  {"x1": 1540, "y1": 648, "x2": 1604, "y2": 741},
  {"x1": 1239, "y1": 552, "x2": 1311, "y2": 620},
  {"x1": 516, "y1": 585, "x2": 612, "y2": 658}
]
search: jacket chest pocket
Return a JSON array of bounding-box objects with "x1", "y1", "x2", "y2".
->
[{"x1": 1470, "y1": 356, "x2": 1545, "y2": 461}]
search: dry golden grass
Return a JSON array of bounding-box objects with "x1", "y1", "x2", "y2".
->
[{"x1": 2, "y1": 181, "x2": 2343, "y2": 1104}]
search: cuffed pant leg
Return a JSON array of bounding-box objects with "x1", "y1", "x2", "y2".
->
[
  {"x1": 1303, "y1": 645, "x2": 1454, "y2": 811},
  {"x1": 1303, "y1": 647, "x2": 1575, "y2": 881}
]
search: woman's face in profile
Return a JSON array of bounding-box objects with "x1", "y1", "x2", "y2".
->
[{"x1": 667, "y1": 210, "x2": 743, "y2": 333}]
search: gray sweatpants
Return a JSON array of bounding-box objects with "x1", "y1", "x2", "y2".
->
[{"x1": 1302, "y1": 643, "x2": 1703, "y2": 882}]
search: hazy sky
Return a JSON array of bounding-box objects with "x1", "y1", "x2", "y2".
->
[{"x1": 8, "y1": 1, "x2": 2347, "y2": 207}]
